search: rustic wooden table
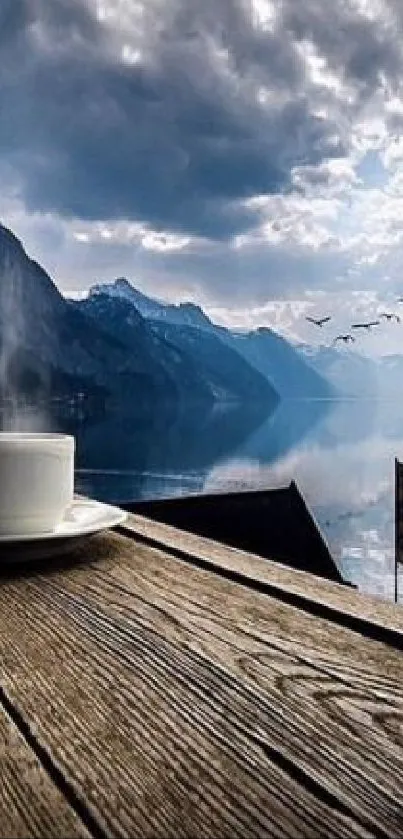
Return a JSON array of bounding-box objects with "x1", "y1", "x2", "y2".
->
[{"x1": 1, "y1": 514, "x2": 403, "y2": 838}]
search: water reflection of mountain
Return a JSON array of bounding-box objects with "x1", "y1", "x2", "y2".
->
[
  {"x1": 289, "y1": 397, "x2": 402, "y2": 451},
  {"x1": 66, "y1": 397, "x2": 275, "y2": 501},
  {"x1": 0, "y1": 396, "x2": 338, "y2": 502},
  {"x1": 309, "y1": 398, "x2": 378, "y2": 447},
  {"x1": 236, "y1": 398, "x2": 333, "y2": 465}
]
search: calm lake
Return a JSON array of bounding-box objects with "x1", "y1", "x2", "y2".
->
[
  {"x1": 65, "y1": 395, "x2": 403, "y2": 604},
  {"x1": 2, "y1": 395, "x2": 399, "y2": 601}
]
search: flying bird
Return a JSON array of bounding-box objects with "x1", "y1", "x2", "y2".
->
[
  {"x1": 333, "y1": 334, "x2": 355, "y2": 344},
  {"x1": 351, "y1": 320, "x2": 380, "y2": 330},
  {"x1": 379, "y1": 312, "x2": 401, "y2": 323},
  {"x1": 305, "y1": 315, "x2": 331, "y2": 327}
]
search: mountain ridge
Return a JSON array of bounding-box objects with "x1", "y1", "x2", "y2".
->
[
  {"x1": 0, "y1": 224, "x2": 278, "y2": 415},
  {"x1": 77, "y1": 290, "x2": 279, "y2": 406},
  {"x1": 298, "y1": 341, "x2": 403, "y2": 397},
  {"x1": 85, "y1": 276, "x2": 334, "y2": 400},
  {"x1": 89, "y1": 277, "x2": 213, "y2": 329}
]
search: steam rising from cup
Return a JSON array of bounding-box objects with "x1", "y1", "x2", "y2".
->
[{"x1": 0, "y1": 251, "x2": 50, "y2": 432}]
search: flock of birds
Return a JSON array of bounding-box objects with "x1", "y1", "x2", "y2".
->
[{"x1": 305, "y1": 299, "x2": 403, "y2": 345}]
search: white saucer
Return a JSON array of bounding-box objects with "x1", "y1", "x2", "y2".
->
[{"x1": 0, "y1": 499, "x2": 127, "y2": 563}]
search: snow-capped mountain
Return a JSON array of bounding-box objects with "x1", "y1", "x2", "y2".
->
[
  {"x1": 88, "y1": 278, "x2": 333, "y2": 399},
  {"x1": 78, "y1": 290, "x2": 279, "y2": 407},
  {"x1": 89, "y1": 278, "x2": 213, "y2": 329},
  {"x1": 0, "y1": 225, "x2": 277, "y2": 412}
]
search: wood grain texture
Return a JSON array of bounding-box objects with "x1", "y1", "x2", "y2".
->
[
  {"x1": 1, "y1": 528, "x2": 403, "y2": 837},
  {"x1": 122, "y1": 513, "x2": 403, "y2": 634},
  {"x1": 0, "y1": 700, "x2": 89, "y2": 838}
]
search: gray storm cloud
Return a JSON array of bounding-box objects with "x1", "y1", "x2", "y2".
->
[{"x1": 3, "y1": 0, "x2": 400, "y2": 240}]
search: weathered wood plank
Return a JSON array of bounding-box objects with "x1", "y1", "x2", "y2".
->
[
  {"x1": 0, "y1": 700, "x2": 89, "y2": 838},
  {"x1": 0, "y1": 583, "x2": 371, "y2": 838},
  {"x1": 60, "y1": 535, "x2": 403, "y2": 781},
  {"x1": 121, "y1": 513, "x2": 403, "y2": 635},
  {"x1": 0, "y1": 531, "x2": 403, "y2": 836},
  {"x1": 74, "y1": 533, "x2": 403, "y2": 700}
]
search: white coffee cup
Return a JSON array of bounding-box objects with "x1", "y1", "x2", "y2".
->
[{"x1": 0, "y1": 433, "x2": 75, "y2": 536}]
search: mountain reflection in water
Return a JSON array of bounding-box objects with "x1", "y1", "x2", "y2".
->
[{"x1": 1, "y1": 395, "x2": 401, "y2": 603}]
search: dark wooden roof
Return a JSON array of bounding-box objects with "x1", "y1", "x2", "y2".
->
[{"x1": 123, "y1": 481, "x2": 348, "y2": 585}]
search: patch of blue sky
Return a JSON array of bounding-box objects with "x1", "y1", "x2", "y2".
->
[{"x1": 355, "y1": 150, "x2": 388, "y2": 189}]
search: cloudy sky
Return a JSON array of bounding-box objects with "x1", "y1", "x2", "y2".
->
[{"x1": 2, "y1": 0, "x2": 403, "y2": 354}]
